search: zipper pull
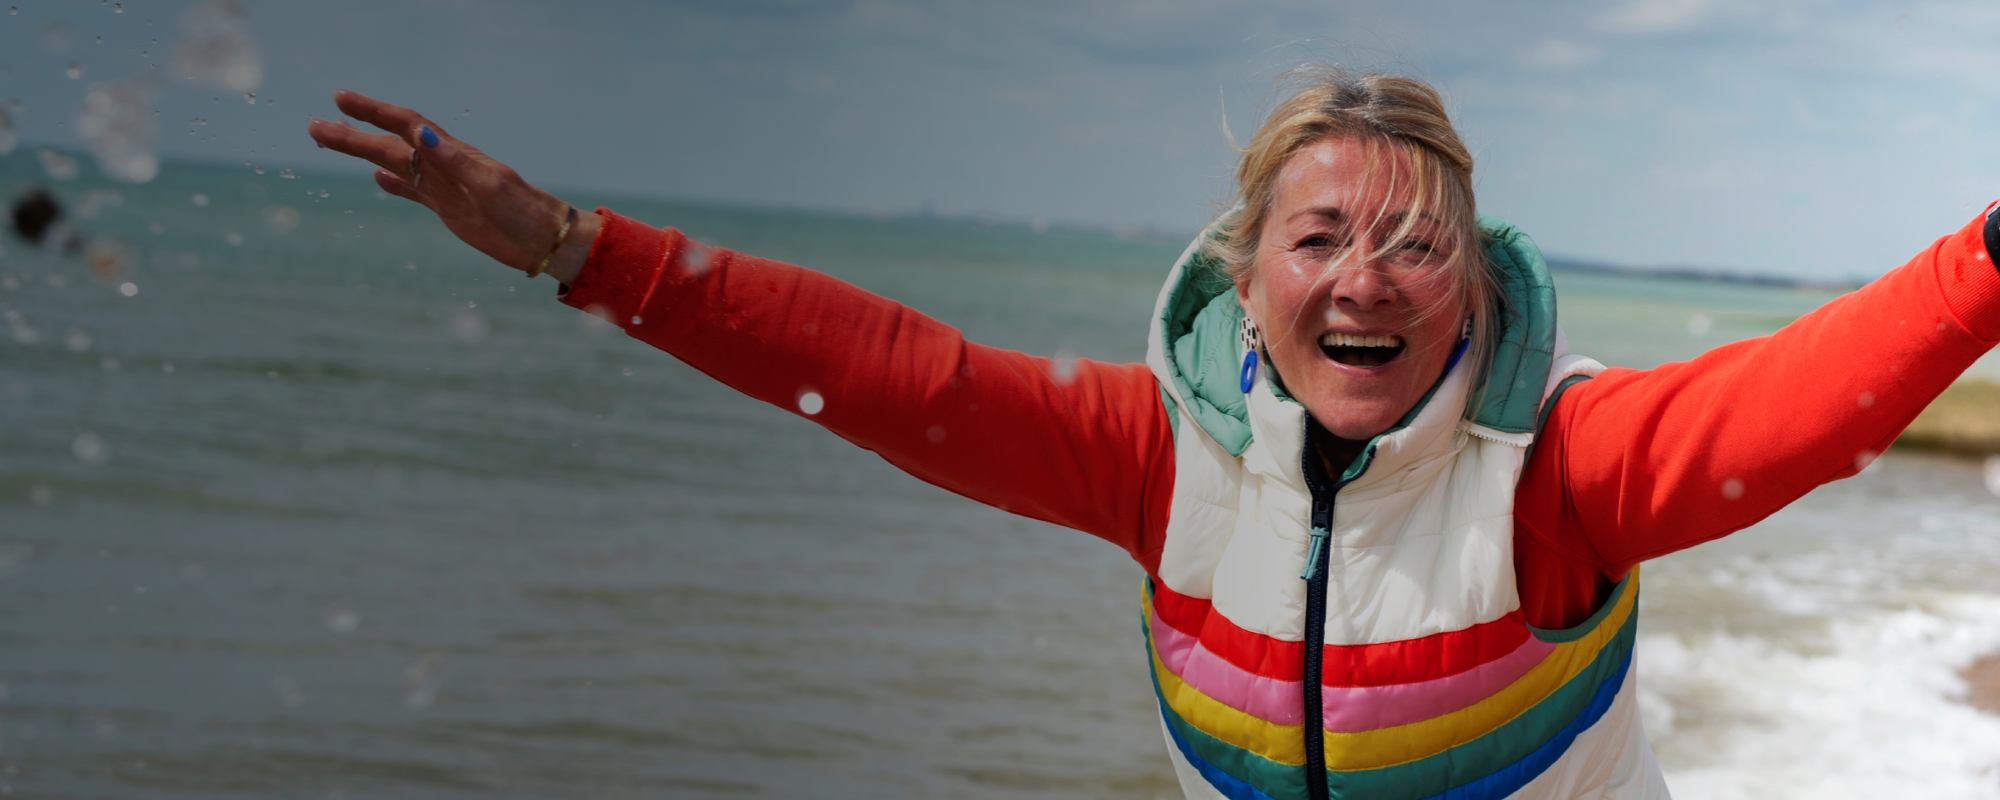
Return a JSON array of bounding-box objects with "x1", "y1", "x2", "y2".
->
[{"x1": 1300, "y1": 525, "x2": 1329, "y2": 580}]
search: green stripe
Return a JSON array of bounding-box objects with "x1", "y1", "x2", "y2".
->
[
  {"x1": 1325, "y1": 605, "x2": 1640, "y2": 799},
  {"x1": 1144, "y1": 618, "x2": 1311, "y2": 800}
]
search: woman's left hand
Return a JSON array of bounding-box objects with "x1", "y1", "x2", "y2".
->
[{"x1": 306, "y1": 90, "x2": 597, "y2": 282}]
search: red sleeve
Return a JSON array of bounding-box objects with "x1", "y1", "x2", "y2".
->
[
  {"x1": 1514, "y1": 209, "x2": 2000, "y2": 627},
  {"x1": 555, "y1": 209, "x2": 1176, "y2": 566}
]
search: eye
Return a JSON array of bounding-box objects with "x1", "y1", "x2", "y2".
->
[
  {"x1": 1399, "y1": 238, "x2": 1434, "y2": 253},
  {"x1": 1294, "y1": 233, "x2": 1344, "y2": 252}
]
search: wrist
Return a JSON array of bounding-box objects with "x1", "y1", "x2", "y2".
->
[{"x1": 540, "y1": 207, "x2": 602, "y2": 286}]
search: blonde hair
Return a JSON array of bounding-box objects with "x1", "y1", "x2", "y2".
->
[{"x1": 1207, "y1": 65, "x2": 1499, "y2": 396}]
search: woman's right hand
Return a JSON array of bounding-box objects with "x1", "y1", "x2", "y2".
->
[{"x1": 306, "y1": 90, "x2": 599, "y2": 283}]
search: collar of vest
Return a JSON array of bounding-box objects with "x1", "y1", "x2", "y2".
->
[{"x1": 1144, "y1": 215, "x2": 1562, "y2": 462}]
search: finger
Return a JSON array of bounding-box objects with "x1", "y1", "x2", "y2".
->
[
  {"x1": 309, "y1": 118, "x2": 410, "y2": 173},
  {"x1": 333, "y1": 89, "x2": 449, "y2": 143},
  {"x1": 373, "y1": 168, "x2": 427, "y2": 205}
]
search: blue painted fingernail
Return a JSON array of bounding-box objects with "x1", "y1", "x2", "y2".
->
[{"x1": 419, "y1": 126, "x2": 439, "y2": 148}]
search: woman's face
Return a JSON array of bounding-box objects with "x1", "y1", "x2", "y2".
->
[{"x1": 1236, "y1": 136, "x2": 1467, "y2": 441}]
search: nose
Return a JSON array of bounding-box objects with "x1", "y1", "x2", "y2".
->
[{"x1": 1331, "y1": 256, "x2": 1396, "y2": 311}]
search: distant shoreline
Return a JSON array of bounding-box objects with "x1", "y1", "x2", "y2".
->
[
  {"x1": 1898, "y1": 380, "x2": 2000, "y2": 456},
  {"x1": 1545, "y1": 258, "x2": 1863, "y2": 293}
]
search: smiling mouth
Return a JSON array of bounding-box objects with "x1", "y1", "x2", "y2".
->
[{"x1": 1318, "y1": 332, "x2": 1405, "y2": 367}]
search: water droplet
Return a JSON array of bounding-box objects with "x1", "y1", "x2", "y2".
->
[
  {"x1": 797, "y1": 390, "x2": 825, "y2": 416},
  {"x1": 446, "y1": 307, "x2": 487, "y2": 343},
  {"x1": 112, "y1": 2, "x2": 122, "y2": 13},
  {"x1": 174, "y1": 0, "x2": 263, "y2": 92},
  {"x1": 683, "y1": 242, "x2": 713, "y2": 275},
  {"x1": 7, "y1": 8, "x2": 16, "y2": 16},
  {"x1": 926, "y1": 425, "x2": 947, "y2": 443},
  {"x1": 262, "y1": 205, "x2": 299, "y2": 232},
  {"x1": 277, "y1": 168, "x2": 295, "y2": 180},
  {"x1": 323, "y1": 604, "x2": 361, "y2": 634},
  {"x1": 85, "y1": 239, "x2": 133, "y2": 280},
  {"x1": 1719, "y1": 477, "x2": 1745, "y2": 500},
  {"x1": 8, "y1": 315, "x2": 39, "y2": 345},
  {"x1": 1050, "y1": 349, "x2": 1080, "y2": 385},
  {"x1": 65, "y1": 63, "x2": 82, "y2": 80},
  {"x1": 1685, "y1": 313, "x2": 1712, "y2": 336},
  {"x1": 316, "y1": 190, "x2": 328, "y2": 199},
  {"x1": 242, "y1": 92, "x2": 255, "y2": 105},
  {"x1": 189, "y1": 116, "x2": 206, "y2": 127},
  {"x1": 63, "y1": 329, "x2": 91, "y2": 352},
  {"x1": 402, "y1": 653, "x2": 445, "y2": 709},
  {"x1": 37, "y1": 148, "x2": 79, "y2": 181},
  {"x1": 251, "y1": 164, "x2": 264, "y2": 175},
  {"x1": 272, "y1": 675, "x2": 306, "y2": 708},
  {"x1": 1854, "y1": 449, "x2": 1879, "y2": 474},
  {"x1": 223, "y1": 231, "x2": 242, "y2": 247},
  {"x1": 629, "y1": 315, "x2": 643, "y2": 325},
  {"x1": 1856, "y1": 392, "x2": 1875, "y2": 408},
  {"x1": 28, "y1": 483, "x2": 52, "y2": 505},
  {"x1": 117, "y1": 282, "x2": 137, "y2": 297},
  {"x1": 404, "y1": 261, "x2": 418, "y2": 271},
  {"x1": 71, "y1": 432, "x2": 108, "y2": 464},
  {"x1": 190, "y1": 192, "x2": 209, "y2": 207}
]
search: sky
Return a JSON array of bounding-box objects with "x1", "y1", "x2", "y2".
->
[{"x1": 5, "y1": 0, "x2": 2000, "y2": 280}]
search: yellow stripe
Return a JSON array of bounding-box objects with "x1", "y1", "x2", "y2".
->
[
  {"x1": 1320, "y1": 573, "x2": 1639, "y2": 770},
  {"x1": 1143, "y1": 591, "x2": 1307, "y2": 766},
  {"x1": 1142, "y1": 571, "x2": 1638, "y2": 773}
]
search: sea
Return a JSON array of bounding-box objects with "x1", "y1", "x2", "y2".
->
[{"x1": 4, "y1": 155, "x2": 2000, "y2": 798}]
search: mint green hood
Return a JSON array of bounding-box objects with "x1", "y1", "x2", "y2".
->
[{"x1": 1143, "y1": 216, "x2": 1562, "y2": 456}]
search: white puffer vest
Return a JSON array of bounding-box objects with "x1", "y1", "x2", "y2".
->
[{"x1": 1137, "y1": 218, "x2": 1670, "y2": 799}]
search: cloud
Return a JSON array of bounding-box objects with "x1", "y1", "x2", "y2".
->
[
  {"x1": 1595, "y1": 0, "x2": 1715, "y2": 34},
  {"x1": 1521, "y1": 39, "x2": 1603, "y2": 70}
]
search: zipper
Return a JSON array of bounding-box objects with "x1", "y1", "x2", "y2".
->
[{"x1": 1299, "y1": 433, "x2": 1337, "y2": 800}]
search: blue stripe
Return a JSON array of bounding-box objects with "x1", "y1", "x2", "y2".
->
[
  {"x1": 1145, "y1": 613, "x2": 1280, "y2": 800},
  {"x1": 1158, "y1": 691, "x2": 1281, "y2": 800},
  {"x1": 1425, "y1": 645, "x2": 1635, "y2": 800}
]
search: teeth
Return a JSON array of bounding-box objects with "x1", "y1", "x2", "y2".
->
[{"x1": 1318, "y1": 332, "x2": 1404, "y2": 349}]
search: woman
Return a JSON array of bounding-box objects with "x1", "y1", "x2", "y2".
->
[{"x1": 308, "y1": 69, "x2": 2000, "y2": 798}]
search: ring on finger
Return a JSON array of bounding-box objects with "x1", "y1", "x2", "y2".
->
[{"x1": 407, "y1": 148, "x2": 423, "y2": 189}]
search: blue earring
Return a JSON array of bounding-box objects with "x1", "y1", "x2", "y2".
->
[{"x1": 1238, "y1": 316, "x2": 1261, "y2": 394}]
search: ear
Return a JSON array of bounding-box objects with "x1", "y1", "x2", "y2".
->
[{"x1": 1233, "y1": 270, "x2": 1259, "y2": 325}]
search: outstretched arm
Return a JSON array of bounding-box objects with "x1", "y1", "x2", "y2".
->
[
  {"x1": 1518, "y1": 207, "x2": 2000, "y2": 580},
  {"x1": 557, "y1": 212, "x2": 1175, "y2": 562},
  {"x1": 307, "y1": 91, "x2": 1176, "y2": 564}
]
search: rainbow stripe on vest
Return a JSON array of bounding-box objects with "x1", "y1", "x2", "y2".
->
[{"x1": 1142, "y1": 569, "x2": 1639, "y2": 800}]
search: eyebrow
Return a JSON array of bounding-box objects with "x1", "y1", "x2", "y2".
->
[{"x1": 1285, "y1": 207, "x2": 1440, "y2": 227}]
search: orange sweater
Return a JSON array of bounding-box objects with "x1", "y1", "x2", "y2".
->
[{"x1": 559, "y1": 209, "x2": 2000, "y2": 628}]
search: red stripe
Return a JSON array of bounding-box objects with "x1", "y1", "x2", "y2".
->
[{"x1": 1150, "y1": 579, "x2": 1531, "y2": 688}]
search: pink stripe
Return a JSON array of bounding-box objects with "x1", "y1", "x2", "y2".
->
[
  {"x1": 1149, "y1": 607, "x2": 1304, "y2": 725},
  {"x1": 1320, "y1": 634, "x2": 1555, "y2": 732}
]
